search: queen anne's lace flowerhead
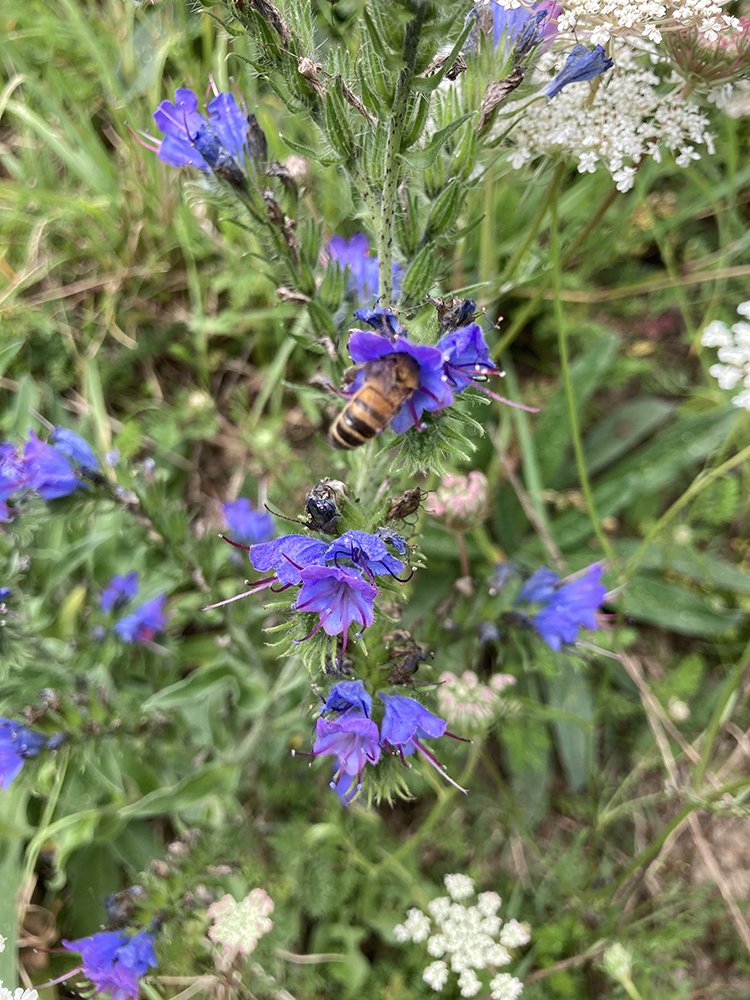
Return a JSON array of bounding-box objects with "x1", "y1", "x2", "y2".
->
[
  {"x1": 701, "y1": 301, "x2": 750, "y2": 410},
  {"x1": 507, "y1": 43, "x2": 714, "y2": 187},
  {"x1": 0, "y1": 985, "x2": 38, "y2": 1000},
  {"x1": 395, "y1": 876, "x2": 529, "y2": 997},
  {"x1": 207, "y1": 889, "x2": 274, "y2": 955}
]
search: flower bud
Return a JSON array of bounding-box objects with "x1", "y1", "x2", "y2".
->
[{"x1": 426, "y1": 471, "x2": 489, "y2": 532}]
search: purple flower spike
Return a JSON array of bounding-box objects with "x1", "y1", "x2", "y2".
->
[
  {"x1": 62, "y1": 929, "x2": 157, "y2": 1000},
  {"x1": 324, "y1": 530, "x2": 405, "y2": 580},
  {"x1": 223, "y1": 498, "x2": 276, "y2": 545},
  {"x1": 346, "y1": 330, "x2": 453, "y2": 434},
  {"x1": 24, "y1": 430, "x2": 84, "y2": 499},
  {"x1": 114, "y1": 594, "x2": 167, "y2": 644},
  {"x1": 531, "y1": 564, "x2": 607, "y2": 650},
  {"x1": 311, "y1": 710, "x2": 381, "y2": 796},
  {"x1": 379, "y1": 694, "x2": 468, "y2": 793},
  {"x1": 324, "y1": 679, "x2": 373, "y2": 717},
  {"x1": 327, "y1": 235, "x2": 403, "y2": 304},
  {"x1": 517, "y1": 566, "x2": 559, "y2": 605},
  {"x1": 100, "y1": 571, "x2": 139, "y2": 614},
  {"x1": 542, "y1": 44, "x2": 613, "y2": 99},
  {"x1": 50, "y1": 427, "x2": 99, "y2": 474},
  {"x1": 248, "y1": 534, "x2": 328, "y2": 586},
  {"x1": 296, "y1": 566, "x2": 377, "y2": 648},
  {"x1": 0, "y1": 718, "x2": 47, "y2": 791}
]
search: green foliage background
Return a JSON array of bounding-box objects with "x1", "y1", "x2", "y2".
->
[{"x1": 1, "y1": 1, "x2": 750, "y2": 998}]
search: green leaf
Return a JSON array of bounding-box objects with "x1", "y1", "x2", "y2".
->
[
  {"x1": 617, "y1": 539, "x2": 750, "y2": 597},
  {"x1": 399, "y1": 243, "x2": 437, "y2": 304},
  {"x1": 543, "y1": 654, "x2": 594, "y2": 793},
  {"x1": 535, "y1": 332, "x2": 618, "y2": 482},
  {"x1": 623, "y1": 574, "x2": 744, "y2": 636},
  {"x1": 118, "y1": 762, "x2": 239, "y2": 818},
  {"x1": 553, "y1": 407, "x2": 738, "y2": 548},
  {"x1": 582, "y1": 397, "x2": 677, "y2": 478},
  {"x1": 398, "y1": 113, "x2": 475, "y2": 171},
  {"x1": 141, "y1": 665, "x2": 241, "y2": 710}
]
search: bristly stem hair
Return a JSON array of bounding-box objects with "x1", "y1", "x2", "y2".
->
[{"x1": 377, "y1": 1, "x2": 427, "y2": 307}]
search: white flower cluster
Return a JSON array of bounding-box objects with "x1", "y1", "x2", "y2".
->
[
  {"x1": 491, "y1": 0, "x2": 735, "y2": 44},
  {"x1": 508, "y1": 46, "x2": 713, "y2": 189},
  {"x1": 394, "y1": 874, "x2": 530, "y2": 998},
  {"x1": 701, "y1": 301, "x2": 750, "y2": 410},
  {"x1": 0, "y1": 985, "x2": 38, "y2": 1000},
  {"x1": 206, "y1": 888, "x2": 275, "y2": 955}
]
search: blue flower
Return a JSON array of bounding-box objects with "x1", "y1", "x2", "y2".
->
[
  {"x1": 0, "y1": 718, "x2": 47, "y2": 791},
  {"x1": 491, "y1": 1, "x2": 561, "y2": 53},
  {"x1": 379, "y1": 694, "x2": 468, "y2": 793},
  {"x1": 23, "y1": 430, "x2": 84, "y2": 500},
  {"x1": 324, "y1": 679, "x2": 373, "y2": 717},
  {"x1": 346, "y1": 329, "x2": 453, "y2": 434},
  {"x1": 62, "y1": 929, "x2": 157, "y2": 1000},
  {"x1": 327, "y1": 234, "x2": 403, "y2": 304},
  {"x1": 222, "y1": 498, "x2": 275, "y2": 545},
  {"x1": 307, "y1": 710, "x2": 381, "y2": 796},
  {"x1": 352, "y1": 306, "x2": 407, "y2": 340},
  {"x1": 0, "y1": 587, "x2": 11, "y2": 602},
  {"x1": 519, "y1": 564, "x2": 607, "y2": 650},
  {"x1": 248, "y1": 534, "x2": 329, "y2": 586},
  {"x1": 114, "y1": 594, "x2": 167, "y2": 644},
  {"x1": 542, "y1": 44, "x2": 614, "y2": 99},
  {"x1": 49, "y1": 427, "x2": 99, "y2": 474},
  {"x1": 138, "y1": 86, "x2": 251, "y2": 191},
  {"x1": 100, "y1": 572, "x2": 139, "y2": 613},
  {"x1": 437, "y1": 323, "x2": 539, "y2": 412},
  {"x1": 517, "y1": 566, "x2": 559, "y2": 604},
  {"x1": 0, "y1": 442, "x2": 31, "y2": 520},
  {"x1": 324, "y1": 529, "x2": 405, "y2": 581},
  {"x1": 296, "y1": 565, "x2": 378, "y2": 649}
]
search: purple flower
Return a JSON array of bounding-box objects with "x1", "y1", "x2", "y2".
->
[
  {"x1": 114, "y1": 594, "x2": 167, "y2": 644},
  {"x1": 248, "y1": 534, "x2": 328, "y2": 586},
  {"x1": 327, "y1": 235, "x2": 403, "y2": 304},
  {"x1": 324, "y1": 530, "x2": 405, "y2": 581},
  {"x1": 296, "y1": 565, "x2": 377, "y2": 648},
  {"x1": 62, "y1": 930, "x2": 157, "y2": 1000},
  {"x1": 23, "y1": 430, "x2": 84, "y2": 499},
  {"x1": 379, "y1": 694, "x2": 468, "y2": 793},
  {"x1": 437, "y1": 324, "x2": 539, "y2": 413},
  {"x1": 324, "y1": 679, "x2": 373, "y2": 717},
  {"x1": 0, "y1": 587, "x2": 11, "y2": 602},
  {"x1": 491, "y1": 1, "x2": 560, "y2": 53},
  {"x1": 50, "y1": 427, "x2": 99, "y2": 474},
  {"x1": 308, "y1": 710, "x2": 381, "y2": 795},
  {"x1": 0, "y1": 718, "x2": 47, "y2": 791},
  {"x1": 517, "y1": 566, "x2": 559, "y2": 605},
  {"x1": 0, "y1": 442, "x2": 31, "y2": 520},
  {"x1": 542, "y1": 44, "x2": 613, "y2": 99},
  {"x1": 223, "y1": 498, "x2": 275, "y2": 545},
  {"x1": 100, "y1": 572, "x2": 139, "y2": 613},
  {"x1": 352, "y1": 307, "x2": 407, "y2": 340},
  {"x1": 531, "y1": 564, "x2": 607, "y2": 650},
  {"x1": 346, "y1": 329, "x2": 453, "y2": 434}
]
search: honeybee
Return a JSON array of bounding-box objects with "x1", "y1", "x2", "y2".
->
[{"x1": 330, "y1": 353, "x2": 421, "y2": 450}]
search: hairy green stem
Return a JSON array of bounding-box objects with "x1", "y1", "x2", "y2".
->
[
  {"x1": 377, "y1": 2, "x2": 426, "y2": 306},
  {"x1": 551, "y1": 196, "x2": 615, "y2": 560}
]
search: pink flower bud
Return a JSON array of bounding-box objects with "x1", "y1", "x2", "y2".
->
[{"x1": 426, "y1": 471, "x2": 489, "y2": 532}]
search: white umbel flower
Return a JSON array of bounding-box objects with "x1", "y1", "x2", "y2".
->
[
  {"x1": 0, "y1": 985, "x2": 39, "y2": 1000},
  {"x1": 424, "y1": 961, "x2": 450, "y2": 990},
  {"x1": 445, "y1": 873, "x2": 475, "y2": 901},
  {"x1": 490, "y1": 972, "x2": 525, "y2": 1000},
  {"x1": 500, "y1": 919, "x2": 532, "y2": 948},
  {"x1": 702, "y1": 302, "x2": 750, "y2": 409}
]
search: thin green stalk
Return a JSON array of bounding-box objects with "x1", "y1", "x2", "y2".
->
[
  {"x1": 550, "y1": 197, "x2": 615, "y2": 560},
  {"x1": 491, "y1": 182, "x2": 620, "y2": 359},
  {"x1": 498, "y1": 161, "x2": 566, "y2": 288},
  {"x1": 623, "y1": 441, "x2": 750, "y2": 580},
  {"x1": 377, "y1": 2, "x2": 426, "y2": 306},
  {"x1": 692, "y1": 636, "x2": 750, "y2": 790},
  {"x1": 21, "y1": 745, "x2": 69, "y2": 890}
]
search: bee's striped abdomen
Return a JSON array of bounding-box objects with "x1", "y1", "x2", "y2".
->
[{"x1": 330, "y1": 385, "x2": 395, "y2": 450}]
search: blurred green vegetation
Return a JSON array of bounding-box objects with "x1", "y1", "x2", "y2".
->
[{"x1": 2, "y1": 1, "x2": 750, "y2": 998}]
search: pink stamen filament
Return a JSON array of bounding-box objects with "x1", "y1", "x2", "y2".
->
[
  {"x1": 126, "y1": 122, "x2": 161, "y2": 152},
  {"x1": 413, "y1": 737, "x2": 468, "y2": 794},
  {"x1": 219, "y1": 533, "x2": 251, "y2": 552},
  {"x1": 201, "y1": 575, "x2": 277, "y2": 611}
]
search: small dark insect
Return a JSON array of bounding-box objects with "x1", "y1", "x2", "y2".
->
[
  {"x1": 246, "y1": 113, "x2": 268, "y2": 162},
  {"x1": 430, "y1": 296, "x2": 478, "y2": 334},
  {"x1": 383, "y1": 629, "x2": 428, "y2": 685},
  {"x1": 330, "y1": 353, "x2": 421, "y2": 450},
  {"x1": 385, "y1": 487, "x2": 428, "y2": 523},
  {"x1": 104, "y1": 886, "x2": 147, "y2": 928},
  {"x1": 305, "y1": 478, "x2": 349, "y2": 534}
]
